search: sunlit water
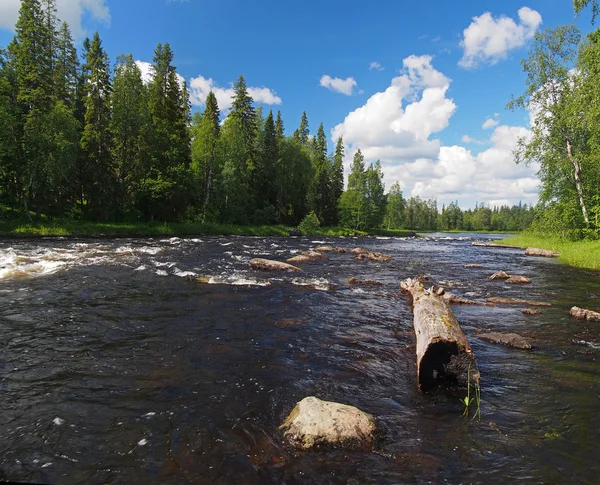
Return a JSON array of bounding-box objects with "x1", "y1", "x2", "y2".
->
[{"x1": 0, "y1": 234, "x2": 598, "y2": 484}]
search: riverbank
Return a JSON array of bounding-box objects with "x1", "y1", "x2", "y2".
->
[
  {"x1": 500, "y1": 234, "x2": 600, "y2": 270},
  {"x1": 0, "y1": 220, "x2": 417, "y2": 239}
]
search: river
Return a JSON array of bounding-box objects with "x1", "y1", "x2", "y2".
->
[{"x1": 0, "y1": 234, "x2": 598, "y2": 484}]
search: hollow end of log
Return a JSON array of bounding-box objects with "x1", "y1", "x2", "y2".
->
[{"x1": 418, "y1": 340, "x2": 479, "y2": 392}]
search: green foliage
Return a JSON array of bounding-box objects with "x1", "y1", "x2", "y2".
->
[
  {"x1": 298, "y1": 211, "x2": 320, "y2": 235},
  {"x1": 574, "y1": 0, "x2": 599, "y2": 22}
]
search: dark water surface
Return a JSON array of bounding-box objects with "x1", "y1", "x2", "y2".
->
[{"x1": 0, "y1": 234, "x2": 599, "y2": 484}]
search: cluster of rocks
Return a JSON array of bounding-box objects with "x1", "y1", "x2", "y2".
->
[{"x1": 248, "y1": 245, "x2": 391, "y2": 274}]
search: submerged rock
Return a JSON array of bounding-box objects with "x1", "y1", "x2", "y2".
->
[
  {"x1": 249, "y1": 258, "x2": 300, "y2": 272},
  {"x1": 506, "y1": 275, "x2": 531, "y2": 284},
  {"x1": 286, "y1": 251, "x2": 327, "y2": 264},
  {"x1": 351, "y1": 247, "x2": 368, "y2": 255},
  {"x1": 348, "y1": 277, "x2": 383, "y2": 286},
  {"x1": 489, "y1": 271, "x2": 509, "y2": 281},
  {"x1": 570, "y1": 306, "x2": 600, "y2": 322},
  {"x1": 487, "y1": 296, "x2": 551, "y2": 307},
  {"x1": 355, "y1": 251, "x2": 391, "y2": 262},
  {"x1": 443, "y1": 292, "x2": 495, "y2": 306},
  {"x1": 279, "y1": 396, "x2": 377, "y2": 450},
  {"x1": 465, "y1": 264, "x2": 486, "y2": 269},
  {"x1": 525, "y1": 247, "x2": 559, "y2": 258},
  {"x1": 478, "y1": 332, "x2": 532, "y2": 349},
  {"x1": 314, "y1": 246, "x2": 334, "y2": 253},
  {"x1": 522, "y1": 308, "x2": 541, "y2": 315}
]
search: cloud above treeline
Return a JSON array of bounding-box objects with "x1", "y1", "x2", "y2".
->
[
  {"x1": 459, "y1": 7, "x2": 542, "y2": 69},
  {"x1": 331, "y1": 54, "x2": 539, "y2": 208},
  {"x1": 0, "y1": 0, "x2": 111, "y2": 39},
  {"x1": 319, "y1": 75, "x2": 358, "y2": 96}
]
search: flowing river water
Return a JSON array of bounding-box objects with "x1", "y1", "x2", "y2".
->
[{"x1": 0, "y1": 234, "x2": 599, "y2": 484}]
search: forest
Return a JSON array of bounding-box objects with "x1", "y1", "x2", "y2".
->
[{"x1": 0, "y1": 0, "x2": 597, "y2": 236}]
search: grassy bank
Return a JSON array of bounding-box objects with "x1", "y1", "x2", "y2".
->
[
  {"x1": 499, "y1": 234, "x2": 600, "y2": 270},
  {"x1": 0, "y1": 220, "x2": 414, "y2": 238}
]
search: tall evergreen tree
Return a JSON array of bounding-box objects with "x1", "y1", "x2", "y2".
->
[
  {"x1": 220, "y1": 75, "x2": 257, "y2": 222},
  {"x1": 255, "y1": 109, "x2": 278, "y2": 220},
  {"x1": 80, "y1": 32, "x2": 114, "y2": 220},
  {"x1": 328, "y1": 136, "x2": 345, "y2": 225},
  {"x1": 111, "y1": 53, "x2": 146, "y2": 218},
  {"x1": 275, "y1": 110, "x2": 284, "y2": 143},
  {"x1": 293, "y1": 111, "x2": 309, "y2": 146},
  {"x1": 138, "y1": 42, "x2": 191, "y2": 221},
  {"x1": 54, "y1": 22, "x2": 78, "y2": 107},
  {"x1": 8, "y1": 0, "x2": 58, "y2": 218},
  {"x1": 309, "y1": 122, "x2": 330, "y2": 222}
]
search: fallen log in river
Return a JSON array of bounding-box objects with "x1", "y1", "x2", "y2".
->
[{"x1": 400, "y1": 277, "x2": 479, "y2": 391}]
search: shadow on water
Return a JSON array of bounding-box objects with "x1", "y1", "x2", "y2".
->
[{"x1": 0, "y1": 234, "x2": 599, "y2": 484}]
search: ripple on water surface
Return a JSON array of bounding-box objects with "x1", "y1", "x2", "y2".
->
[{"x1": 0, "y1": 234, "x2": 599, "y2": 484}]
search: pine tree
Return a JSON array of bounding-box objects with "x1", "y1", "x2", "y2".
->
[
  {"x1": 111, "y1": 53, "x2": 146, "y2": 218},
  {"x1": 275, "y1": 110, "x2": 284, "y2": 143},
  {"x1": 328, "y1": 136, "x2": 345, "y2": 225},
  {"x1": 293, "y1": 111, "x2": 309, "y2": 146},
  {"x1": 0, "y1": 49, "x2": 22, "y2": 208},
  {"x1": 255, "y1": 109, "x2": 278, "y2": 221},
  {"x1": 309, "y1": 122, "x2": 330, "y2": 223},
  {"x1": 8, "y1": 0, "x2": 59, "y2": 218},
  {"x1": 139, "y1": 42, "x2": 191, "y2": 221},
  {"x1": 80, "y1": 32, "x2": 114, "y2": 220},
  {"x1": 220, "y1": 75, "x2": 257, "y2": 223},
  {"x1": 54, "y1": 22, "x2": 78, "y2": 107}
]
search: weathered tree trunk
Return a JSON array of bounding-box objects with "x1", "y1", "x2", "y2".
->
[{"x1": 400, "y1": 277, "x2": 479, "y2": 392}]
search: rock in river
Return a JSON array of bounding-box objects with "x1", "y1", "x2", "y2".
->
[
  {"x1": 478, "y1": 332, "x2": 532, "y2": 349},
  {"x1": 525, "y1": 247, "x2": 559, "y2": 258},
  {"x1": 280, "y1": 396, "x2": 377, "y2": 450},
  {"x1": 249, "y1": 258, "x2": 300, "y2": 272},
  {"x1": 286, "y1": 251, "x2": 328, "y2": 264},
  {"x1": 506, "y1": 275, "x2": 531, "y2": 284},
  {"x1": 570, "y1": 306, "x2": 600, "y2": 322}
]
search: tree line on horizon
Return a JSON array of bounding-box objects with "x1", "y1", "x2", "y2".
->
[{"x1": 0, "y1": 0, "x2": 537, "y2": 233}]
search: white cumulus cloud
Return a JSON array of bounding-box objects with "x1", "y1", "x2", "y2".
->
[
  {"x1": 331, "y1": 54, "x2": 538, "y2": 207},
  {"x1": 459, "y1": 7, "x2": 542, "y2": 69},
  {"x1": 369, "y1": 61, "x2": 384, "y2": 71},
  {"x1": 319, "y1": 75, "x2": 358, "y2": 96},
  {"x1": 188, "y1": 75, "x2": 281, "y2": 113},
  {"x1": 0, "y1": 0, "x2": 111, "y2": 39},
  {"x1": 332, "y1": 55, "x2": 455, "y2": 171},
  {"x1": 482, "y1": 117, "x2": 499, "y2": 129}
]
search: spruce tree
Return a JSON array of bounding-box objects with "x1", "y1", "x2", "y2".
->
[
  {"x1": 80, "y1": 32, "x2": 114, "y2": 220},
  {"x1": 293, "y1": 111, "x2": 309, "y2": 146},
  {"x1": 54, "y1": 22, "x2": 79, "y2": 107},
  {"x1": 220, "y1": 75, "x2": 257, "y2": 222},
  {"x1": 328, "y1": 136, "x2": 345, "y2": 225},
  {"x1": 140, "y1": 42, "x2": 191, "y2": 221},
  {"x1": 275, "y1": 110, "x2": 284, "y2": 143},
  {"x1": 309, "y1": 122, "x2": 330, "y2": 222},
  {"x1": 111, "y1": 54, "x2": 146, "y2": 218}
]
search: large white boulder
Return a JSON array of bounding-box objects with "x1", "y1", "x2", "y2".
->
[{"x1": 279, "y1": 396, "x2": 376, "y2": 450}]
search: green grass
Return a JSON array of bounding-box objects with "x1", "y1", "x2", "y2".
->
[
  {"x1": 499, "y1": 234, "x2": 600, "y2": 270},
  {"x1": 0, "y1": 220, "x2": 374, "y2": 238}
]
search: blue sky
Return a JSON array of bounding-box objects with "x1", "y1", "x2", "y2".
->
[{"x1": 0, "y1": 0, "x2": 596, "y2": 208}]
